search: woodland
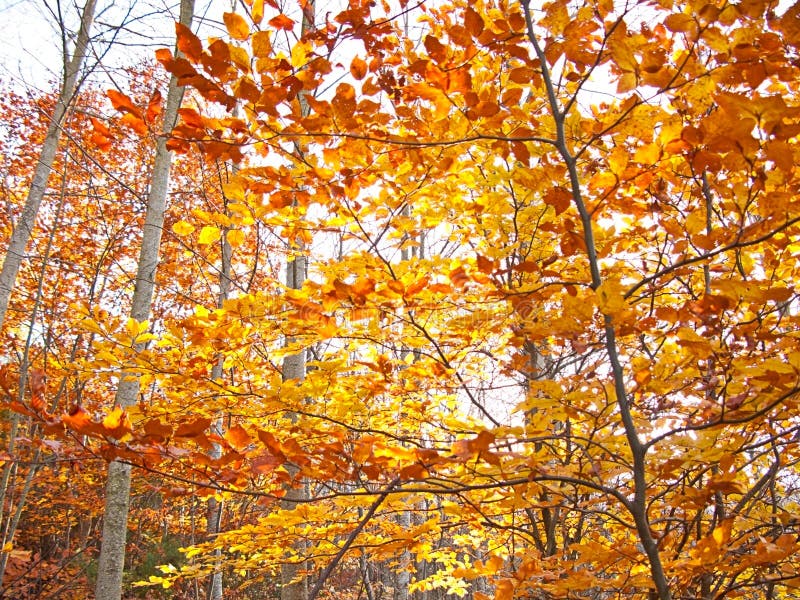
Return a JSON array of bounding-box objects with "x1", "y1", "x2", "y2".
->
[{"x1": 1, "y1": 0, "x2": 800, "y2": 598}]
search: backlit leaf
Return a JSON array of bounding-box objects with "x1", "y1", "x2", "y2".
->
[
  {"x1": 224, "y1": 12, "x2": 250, "y2": 41},
  {"x1": 198, "y1": 225, "x2": 221, "y2": 245}
]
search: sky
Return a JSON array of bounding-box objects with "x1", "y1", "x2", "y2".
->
[{"x1": 0, "y1": 0, "x2": 227, "y2": 94}]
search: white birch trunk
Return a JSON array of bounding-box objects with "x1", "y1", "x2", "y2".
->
[{"x1": 93, "y1": 1, "x2": 195, "y2": 598}]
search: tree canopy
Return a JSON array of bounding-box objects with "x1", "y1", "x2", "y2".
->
[{"x1": 2, "y1": 0, "x2": 800, "y2": 598}]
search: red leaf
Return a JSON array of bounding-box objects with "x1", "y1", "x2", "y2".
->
[
  {"x1": 251, "y1": 453, "x2": 282, "y2": 475},
  {"x1": 465, "y1": 6, "x2": 485, "y2": 37},
  {"x1": 269, "y1": 14, "x2": 295, "y2": 30},
  {"x1": 175, "y1": 417, "x2": 212, "y2": 438},
  {"x1": 544, "y1": 186, "x2": 572, "y2": 215}
]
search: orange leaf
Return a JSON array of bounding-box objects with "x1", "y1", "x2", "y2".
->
[
  {"x1": 102, "y1": 407, "x2": 133, "y2": 439},
  {"x1": 146, "y1": 89, "x2": 163, "y2": 123},
  {"x1": 252, "y1": 31, "x2": 272, "y2": 57},
  {"x1": 176, "y1": 22, "x2": 203, "y2": 62},
  {"x1": 225, "y1": 424, "x2": 253, "y2": 451},
  {"x1": 399, "y1": 463, "x2": 428, "y2": 480},
  {"x1": 90, "y1": 116, "x2": 111, "y2": 136},
  {"x1": 142, "y1": 418, "x2": 172, "y2": 441},
  {"x1": 664, "y1": 13, "x2": 696, "y2": 33},
  {"x1": 476, "y1": 254, "x2": 496, "y2": 274},
  {"x1": 31, "y1": 393, "x2": 45, "y2": 413},
  {"x1": 120, "y1": 113, "x2": 148, "y2": 135},
  {"x1": 224, "y1": 12, "x2": 250, "y2": 41},
  {"x1": 107, "y1": 89, "x2": 143, "y2": 118},
  {"x1": 424, "y1": 35, "x2": 447, "y2": 63},
  {"x1": 90, "y1": 117, "x2": 114, "y2": 150},
  {"x1": 494, "y1": 579, "x2": 514, "y2": 600},
  {"x1": 464, "y1": 6, "x2": 485, "y2": 37},
  {"x1": 29, "y1": 369, "x2": 46, "y2": 398},
  {"x1": 63, "y1": 405, "x2": 93, "y2": 432},
  {"x1": 350, "y1": 56, "x2": 368, "y2": 80},
  {"x1": 178, "y1": 107, "x2": 204, "y2": 128},
  {"x1": 251, "y1": 453, "x2": 282, "y2": 475}
]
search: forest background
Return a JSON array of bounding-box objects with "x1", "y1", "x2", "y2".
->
[{"x1": 1, "y1": 0, "x2": 800, "y2": 599}]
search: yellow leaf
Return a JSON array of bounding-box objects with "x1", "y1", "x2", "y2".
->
[
  {"x1": 685, "y1": 209, "x2": 707, "y2": 235},
  {"x1": 595, "y1": 279, "x2": 626, "y2": 316},
  {"x1": 608, "y1": 24, "x2": 638, "y2": 71},
  {"x1": 229, "y1": 44, "x2": 251, "y2": 72},
  {"x1": 675, "y1": 327, "x2": 713, "y2": 358},
  {"x1": 634, "y1": 143, "x2": 660, "y2": 165},
  {"x1": 2, "y1": 542, "x2": 12, "y2": 553},
  {"x1": 172, "y1": 220, "x2": 195, "y2": 236},
  {"x1": 251, "y1": 0, "x2": 264, "y2": 24},
  {"x1": 608, "y1": 147, "x2": 629, "y2": 176},
  {"x1": 223, "y1": 177, "x2": 246, "y2": 201},
  {"x1": 103, "y1": 407, "x2": 125, "y2": 430},
  {"x1": 224, "y1": 12, "x2": 250, "y2": 41},
  {"x1": 226, "y1": 229, "x2": 245, "y2": 247},
  {"x1": 125, "y1": 317, "x2": 144, "y2": 338},
  {"x1": 198, "y1": 226, "x2": 221, "y2": 245},
  {"x1": 712, "y1": 520, "x2": 732, "y2": 546},
  {"x1": 617, "y1": 71, "x2": 638, "y2": 94},
  {"x1": 291, "y1": 40, "x2": 310, "y2": 69}
]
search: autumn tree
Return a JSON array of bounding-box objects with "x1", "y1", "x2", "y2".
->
[
  {"x1": 4, "y1": 0, "x2": 800, "y2": 598},
  {"x1": 138, "y1": 0, "x2": 800, "y2": 598}
]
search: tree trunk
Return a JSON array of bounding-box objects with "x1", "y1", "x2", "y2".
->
[
  {"x1": 93, "y1": 1, "x2": 195, "y2": 598},
  {"x1": 0, "y1": 0, "x2": 97, "y2": 329},
  {"x1": 281, "y1": 4, "x2": 315, "y2": 600},
  {"x1": 207, "y1": 177, "x2": 234, "y2": 600},
  {"x1": 280, "y1": 253, "x2": 309, "y2": 600}
]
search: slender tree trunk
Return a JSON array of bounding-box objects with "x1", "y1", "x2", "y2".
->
[
  {"x1": 520, "y1": 2, "x2": 672, "y2": 599},
  {"x1": 93, "y1": 1, "x2": 195, "y2": 598},
  {"x1": 207, "y1": 176, "x2": 233, "y2": 600},
  {"x1": 0, "y1": 146, "x2": 75, "y2": 589},
  {"x1": 280, "y1": 4, "x2": 314, "y2": 600},
  {"x1": 280, "y1": 250, "x2": 309, "y2": 600},
  {"x1": 393, "y1": 508, "x2": 411, "y2": 600},
  {"x1": 0, "y1": 0, "x2": 97, "y2": 330}
]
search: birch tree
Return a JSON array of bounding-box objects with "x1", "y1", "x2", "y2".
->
[{"x1": 93, "y1": 1, "x2": 195, "y2": 597}]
